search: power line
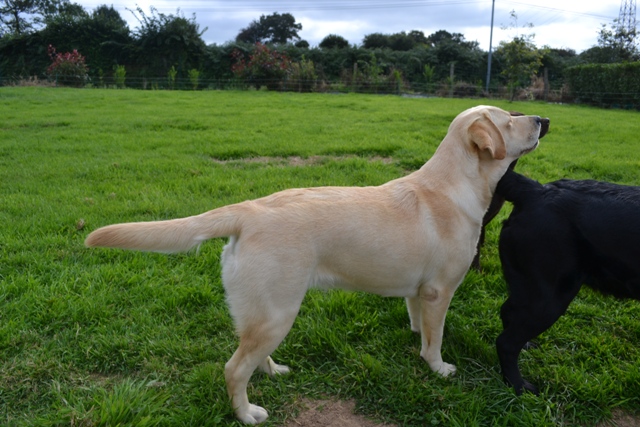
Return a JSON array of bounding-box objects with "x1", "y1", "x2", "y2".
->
[{"x1": 505, "y1": 1, "x2": 616, "y2": 20}]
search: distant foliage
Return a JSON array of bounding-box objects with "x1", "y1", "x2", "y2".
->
[
  {"x1": 167, "y1": 65, "x2": 177, "y2": 89},
  {"x1": 497, "y1": 36, "x2": 543, "y2": 100},
  {"x1": 113, "y1": 64, "x2": 126, "y2": 88},
  {"x1": 46, "y1": 44, "x2": 88, "y2": 87},
  {"x1": 566, "y1": 62, "x2": 640, "y2": 109},
  {"x1": 129, "y1": 6, "x2": 207, "y2": 88},
  {"x1": 235, "y1": 12, "x2": 301, "y2": 44},
  {"x1": 188, "y1": 68, "x2": 200, "y2": 90},
  {"x1": 342, "y1": 53, "x2": 404, "y2": 94},
  {"x1": 231, "y1": 42, "x2": 292, "y2": 90},
  {"x1": 319, "y1": 34, "x2": 350, "y2": 49},
  {"x1": 288, "y1": 56, "x2": 317, "y2": 92}
]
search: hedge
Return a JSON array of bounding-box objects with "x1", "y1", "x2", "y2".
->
[{"x1": 566, "y1": 62, "x2": 640, "y2": 109}]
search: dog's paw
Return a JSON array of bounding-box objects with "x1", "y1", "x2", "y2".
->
[
  {"x1": 237, "y1": 404, "x2": 269, "y2": 424},
  {"x1": 271, "y1": 363, "x2": 290, "y2": 375},
  {"x1": 522, "y1": 379, "x2": 539, "y2": 395},
  {"x1": 432, "y1": 362, "x2": 457, "y2": 377},
  {"x1": 259, "y1": 357, "x2": 290, "y2": 377},
  {"x1": 513, "y1": 379, "x2": 539, "y2": 396}
]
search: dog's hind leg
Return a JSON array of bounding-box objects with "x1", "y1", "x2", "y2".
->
[
  {"x1": 417, "y1": 284, "x2": 456, "y2": 376},
  {"x1": 222, "y1": 263, "x2": 306, "y2": 425},
  {"x1": 220, "y1": 240, "x2": 311, "y2": 423},
  {"x1": 224, "y1": 303, "x2": 301, "y2": 424},
  {"x1": 497, "y1": 278, "x2": 581, "y2": 395},
  {"x1": 406, "y1": 296, "x2": 421, "y2": 333}
]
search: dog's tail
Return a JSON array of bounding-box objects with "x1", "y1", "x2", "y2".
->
[
  {"x1": 85, "y1": 205, "x2": 245, "y2": 253},
  {"x1": 495, "y1": 168, "x2": 543, "y2": 206}
]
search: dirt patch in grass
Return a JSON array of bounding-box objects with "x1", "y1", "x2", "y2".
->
[
  {"x1": 283, "y1": 399, "x2": 396, "y2": 427},
  {"x1": 211, "y1": 155, "x2": 394, "y2": 166},
  {"x1": 598, "y1": 409, "x2": 640, "y2": 427}
]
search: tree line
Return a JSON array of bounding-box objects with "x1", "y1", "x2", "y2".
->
[{"x1": 1, "y1": 1, "x2": 638, "y2": 99}]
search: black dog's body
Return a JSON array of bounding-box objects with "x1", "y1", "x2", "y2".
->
[{"x1": 495, "y1": 169, "x2": 640, "y2": 393}]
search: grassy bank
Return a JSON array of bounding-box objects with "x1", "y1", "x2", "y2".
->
[{"x1": 1, "y1": 87, "x2": 639, "y2": 426}]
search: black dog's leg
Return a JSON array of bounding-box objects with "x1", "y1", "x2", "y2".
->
[
  {"x1": 497, "y1": 279, "x2": 581, "y2": 395},
  {"x1": 496, "y1": 298, "x2": 542, "y2": 394}
]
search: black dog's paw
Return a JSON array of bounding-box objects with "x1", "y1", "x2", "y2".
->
[{"x1": 514, "y1": 379, "x2": 540, "y2": 396}]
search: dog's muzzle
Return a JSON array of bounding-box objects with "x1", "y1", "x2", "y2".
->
[{"x1": 538, "y1": 117, "x2": 550, "y2": 139}]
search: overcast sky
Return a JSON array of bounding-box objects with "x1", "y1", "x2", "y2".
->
[{"x1": 75, "y1": 1, "x2": 625, "y2": 53}]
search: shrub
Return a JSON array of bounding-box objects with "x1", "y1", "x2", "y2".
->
[
  {"x1": 423, "y1": 64, "x2": 436, "y2": 93},
  {"x1": 343, "y1": 53, "x2": 404, "y2": 94},
  {"x1": 188, "y1": 69, "x2": 200, "y2": 90},
  {"x1": 167, "y1": 65, "x2": 177, "y2": 89},
  {"x1": 231, "y1": 42, "x2": 292, "y2": 90},
  {"x1": 288, "y1": 56, "x2": 317, "y2": 92},
  {"x1": 46, "y1": 45, "x2": 89, "y2": 87},
  {"x1": 452, "y1": 81, "x2": 482, "y2": 98},
  {"x1": 113, "y1": 65, "x2": 126, "y2": 89}
]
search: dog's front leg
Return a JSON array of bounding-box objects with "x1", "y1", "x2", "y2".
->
[{"x1": 418, "y1": 285, "x2": 456, "y2": 376}]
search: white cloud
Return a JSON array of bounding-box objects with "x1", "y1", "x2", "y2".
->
[
  {"x1": 75, "y1": 0, "x2": 623, "y2": 52},
  {"x1": 298, "y1": 16, "x2": 370, "y2": 45}
]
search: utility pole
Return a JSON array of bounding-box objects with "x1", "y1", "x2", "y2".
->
[{"x1": 485, "y1": 0, "x2": 496, "y2": 93}]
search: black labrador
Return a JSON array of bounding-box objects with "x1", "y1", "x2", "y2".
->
[{"x1": 495, "y1": 168, "x2": 640, "y2": 394}]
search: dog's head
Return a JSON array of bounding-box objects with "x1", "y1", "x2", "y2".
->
[{"x1": 448, "y1": 105, "x2": 549, "y2": 163}]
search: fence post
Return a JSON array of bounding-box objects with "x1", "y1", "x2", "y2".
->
[
  {"x1": 449, "y1": 62, "x2": 455, "y2": 98},
  {"x1": 543, "y1": 67, "x2": 549, "y2": 101}
]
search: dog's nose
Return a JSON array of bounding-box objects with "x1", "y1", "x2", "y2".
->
[{"x1": 538, "y1": 117, "x2": 550, "y2": 139}]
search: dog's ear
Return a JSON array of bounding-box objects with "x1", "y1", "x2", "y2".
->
[{"x1": 468, "y1": 116, "x2": 506, "y2": 160}]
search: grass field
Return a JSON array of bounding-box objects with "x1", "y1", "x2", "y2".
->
[{"x1": 1, "y1": 87, "x2": 639, "y2": 426}]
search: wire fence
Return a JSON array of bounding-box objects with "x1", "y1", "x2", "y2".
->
[{"x1": 3, "y1": 74, "x2": 640, "y2": 109}]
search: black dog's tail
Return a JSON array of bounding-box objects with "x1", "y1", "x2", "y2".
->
[{"x1": 495, "y1": 168, "x2": 544, "y2": 206}]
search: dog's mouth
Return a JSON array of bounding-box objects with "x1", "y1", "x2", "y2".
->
[{"x1": 520, "y1": 140, "x2": 539, "y2": 156}]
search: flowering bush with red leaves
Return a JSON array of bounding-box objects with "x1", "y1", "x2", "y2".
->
[
  {"x1": 47, "y1": 45, "x2": 89, "y2": 87},
  {"x1": 232, "y1": 43, "x2": 292, "y2": 90}
]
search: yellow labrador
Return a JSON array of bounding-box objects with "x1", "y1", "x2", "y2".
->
[{"x1": 85, "y1": 105, "x2": 545, "y2": 424}]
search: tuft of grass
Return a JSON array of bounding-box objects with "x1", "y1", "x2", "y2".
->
[{"x1": 1, "y1": 87, "x2": 639, "y2": 425}]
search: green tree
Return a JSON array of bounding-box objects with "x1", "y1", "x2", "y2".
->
[
  {"x1": 319, "y1": 34, "x2": 349, "y2": 49},
  {"x1": 129, "y1": 6, "x2": 207, "y2": 86},
  {"x1": 235, "y1": 22, "x2": 261, "y2": 44},
  {"x1": 580, "y1": 22, "x2": 639, "y2": 63},
  {"x1": 426, "y1": 30, "x2": 483, "y2": 83},
  {"x1": 41, "y1": 4, "x2": 131, "y2": 83},
  {"x1": 92, "y1": 4, "x2": 127, "y2": 29},
  {"x1": 407, "y1": 30, "x2": 428, "y2": 45},
  {"x1": 426, "y1": 30, "x2": 474, "y2": 48},
  {"x1": 236, "y1": 12, "x2": 301, "y2": 44},
  {"x1": 0, "y1": 0, "x2": 82, "y2": 35},
  {"x1": 496, "y1": 11, "x2": 543, "y2": 100},
  {"x1": 496, "y1": 36, "x2": 543, "y2": 99},
  {"x1": 539, "y1": 47, "x2": 579, "y2": 87},
  {"x1": 362, "y1": 30, "x2": 427, "y2": 51},
  {"x1": 362, "y1": 32, "x2": 389, "y2": 49},
  {"x1": 1, "y1": 0, "x2": 33, "y2": 35},
  {"x1": 388, "y1": 31, "x2": 416, "y2": 51}
]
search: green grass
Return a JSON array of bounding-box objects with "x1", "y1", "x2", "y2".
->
[{"x1": 1, "y1": 87, "x2": 640, "y2": 426}]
